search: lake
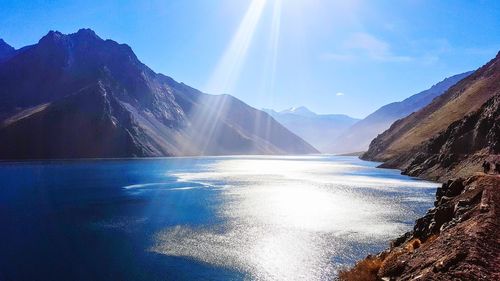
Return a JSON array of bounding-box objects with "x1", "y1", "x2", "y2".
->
[{"x1": 0, "y1": 155, "x2": 439, "y2": 281}]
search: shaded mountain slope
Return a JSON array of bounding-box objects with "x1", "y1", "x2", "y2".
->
[
  {"x1": 363, "y1": 52, "x2": 500, "y2": 163},
  {"x1": 0, "y1": 83, "x2": 146, "y2": 158},
  {"x1": 263, "y1": 107, "x2": 359, "y2": 153},
  {"x1": 0, "y1": 39, "x2": 16, "y2": 62},
  {"x1": 331, "y1": 72, "x2": 472, "y2": 154},
  {"x1": 0, "y1": 29, "x2": 317, "y2": 159}
]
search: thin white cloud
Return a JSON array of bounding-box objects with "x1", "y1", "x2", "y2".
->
[
  {"x1": 336, "y1": 92, "x2": 345, "y2": 96},
  {"x1": 320, "y1": 53, "x2": 355, "y2": 62},
  {"x1": 322, "y1": 32, "x2": 414, "y2": 63},
  {"x1": 344, "y1": 32, "x2": 390, "y2": 57}
]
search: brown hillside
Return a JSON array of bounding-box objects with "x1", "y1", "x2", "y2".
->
[{"x1": 363, "y1": 51, "x2": 500, "y2": 162}]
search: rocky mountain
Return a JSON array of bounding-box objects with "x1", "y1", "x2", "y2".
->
[
  {"x1": 393, "y1": 93, "x2": 500, "y2": 181},
  {"x1": 0, "y1": 29, "x2": 317, "y2": 159},
  {"x1": 0, "y1": 39, "x2": 16, "y2": 62},
  {"x1": 342, "y1": 51, "x2": 500, "y2": 281},
  {"x1": 362, "y1": 51, "x2": 500, "y2": 181},
  {"x1": 331, "y1": 72, "x2": 472, "y2": 154},
  {"x1": 263, "y1": 107, "x2": 359, "y2": 152}
]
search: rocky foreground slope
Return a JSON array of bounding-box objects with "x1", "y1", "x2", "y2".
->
[
  {"x1": 339, "y1": 175, "x2": 500, "y2": 280},
  {"x1": 0, "y1": 29, "x2": 317, "y2": 159}
]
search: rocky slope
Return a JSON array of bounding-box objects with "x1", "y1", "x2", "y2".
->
[
  {"x1": 263, "y1": 106, "x2": 359, "y2": 153},
  {"x1": 0, "y1": 29, "x2": 317, "y2": 159},
  {"x1": 340, "y1": 175, "x2": 500, "y2": 280},
  {"x1": 330, "y1": 72, "x2": 472, "y2": 154},
  {"x1": 363, "y1": 52, "x2": 500, "y2": 163},
  {"x1": 388, "y1": 93, "x2": 500, "y2": 182}
]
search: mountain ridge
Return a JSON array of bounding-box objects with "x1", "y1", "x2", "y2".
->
[
  {"x1": 330, "y1": 71, "x2": 473, "y2": 154},
  {"x1": 0, "y1": 28, "x2": 318, "y2": 159},
  {"x1": 363, "y1": 51, "x2": 500, "y2": 167}
]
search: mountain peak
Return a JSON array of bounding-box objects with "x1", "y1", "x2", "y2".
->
[
  {"x1": 38, "y1": 29, "x2": 103, "y2": 46},
  {"x1": 0, "y1": 28, "x2": 318, "y2": 158},
  {"x1": 0, "y1": 39, "x2": 14, "y2": 50},
  {"x1": 281, "y1": 106, "x2": 316, "y2": 117},
  {"x1": 38, "y1": 30, "x2": 67, "y2": 46},
  {"x1": 76, "y1": 28, "x2": 97, "y2": 36},
  {"x1": 71, "y1": 28, "x2": 101, "y2": 41}
]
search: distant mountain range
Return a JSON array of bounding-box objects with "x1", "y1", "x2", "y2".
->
[
  {"x1": 329, "y1": 71, "x2": 473, "y2": 154},
  {"x1": 0, "y1": 29, "x2": 317, "y2": 159},
  {"x1": 263, "y1": 106, "x2": 359, "y2": 153},
  {"x1": 363, "y1": 51, "x2": 500, "y2": 181}
]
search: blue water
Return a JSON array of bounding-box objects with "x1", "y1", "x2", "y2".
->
[{"x1": 0, "y1": 156, "x2": 438, "y2": 281}]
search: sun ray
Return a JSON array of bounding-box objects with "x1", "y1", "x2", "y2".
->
[
  {"x1": 206, "y1": 0, "x2": 268, "y2": 94},
  {"x1": 254, "y1": 0, "x2": 282, "y2": 145},
  {"x1": 268, "y1": 0, "x2": 282, "y2": 95}
]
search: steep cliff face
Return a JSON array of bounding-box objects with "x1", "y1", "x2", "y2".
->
[
  {"x1": 363, "y1": 52, "x2": 500, "y2": 163},
  {"x1": 0, "y1": 29, "x2": 317, "y2": 159}
]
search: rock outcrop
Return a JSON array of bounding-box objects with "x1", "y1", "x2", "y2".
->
[
  {"x1": 0, "y1": 29, "x2": 318, "y2": 159},
  {"x1": 339, "y1": 175, "x2": 500, "y2": 280}
]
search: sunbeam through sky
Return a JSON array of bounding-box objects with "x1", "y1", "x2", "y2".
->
[{"x1": 206, "y1": 0, "x2": 268, "y2": 95}]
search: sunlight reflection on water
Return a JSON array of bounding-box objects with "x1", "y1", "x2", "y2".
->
[{"x1": 149, "y1": 156, "x2": 439, "y2": 280}]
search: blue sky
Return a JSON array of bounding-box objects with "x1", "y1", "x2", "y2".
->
[{"x1": 0, "y1": 0, "x2": 499, "y2": 118}]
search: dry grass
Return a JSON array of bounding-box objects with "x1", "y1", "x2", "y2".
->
[
  {"x1": 424, "y1": 234, "x2": 439, "y2": 244},
  {"x1": 404, "y1": 238, "x2": 421, "y2": 252},
  {"x1": 337, "y1": 255, "x2": 384, "y2": 281},
  {"x1": 338, "y1": 234, "x2": 441, "y2": 280}
]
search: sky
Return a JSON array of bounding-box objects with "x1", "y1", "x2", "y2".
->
[{"x1": 0, "y1": 0, "x2": 499, "y2": 118}]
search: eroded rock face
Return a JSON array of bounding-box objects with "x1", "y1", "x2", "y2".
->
[
  {"x1": 401, "y1": 93, "x2": 500, "y2": 181},
  {"x1": 368, "y1": 92, "x2": 500, "y2": 182},
  {"x1": 340, "y1": 175, "x2": 500, "y2": 281}
]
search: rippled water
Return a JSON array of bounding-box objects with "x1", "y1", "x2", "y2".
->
[{"x1": 0, "y1": 156, "x2": 438, "y2": 281}]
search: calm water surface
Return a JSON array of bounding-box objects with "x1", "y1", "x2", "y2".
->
[{"x1": 0, "y1": 155, "x2": 438, "y2": 281}]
